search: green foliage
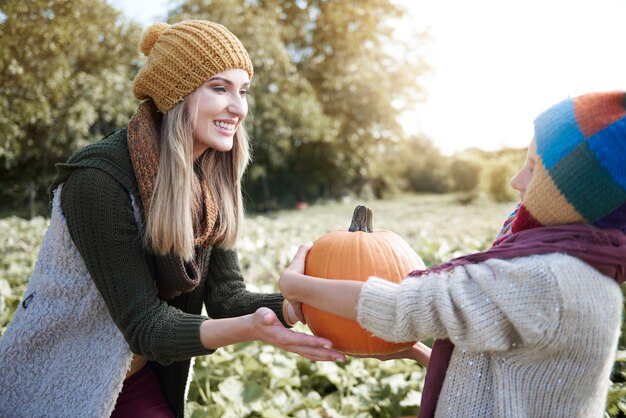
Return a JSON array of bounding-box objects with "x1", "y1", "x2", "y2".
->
[
  {"x1": 481, "y1": 148, "x2": 526, "y2": 203},
  {"x1": 168, "y1": 0, "x2": 430, "y2": 207},
  {"x1": 483, "y1": 160, "x2": 517, "y2": 202},
  {"x1": 449, "y1": 158, "x2": 481, "y2": 192},
  {"x1": 3, "y1": 195, "x2": 624, "y2": 416},
  {"x1": 0, "y1": 216, "x2": 47, "y2": 331},
  {"x1": 292, "y1": 0, "x2": 430, "y2": 194},
  {"x1": 0, "y1": 0, "x2": 527, "y2": 213},
  {"x1": 392, "y1": 135, "x2": 449, "y2": 194},
  {"x1": 186, "y1": 342, "x2": 423, "y2": 417},
  {"x1": 0, "y1": 0, "x2": 141, "y2": 215}
]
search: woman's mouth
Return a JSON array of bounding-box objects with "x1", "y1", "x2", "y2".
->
[{"x1": 213, "y1": 120, "x2": 236, "y2": 135}]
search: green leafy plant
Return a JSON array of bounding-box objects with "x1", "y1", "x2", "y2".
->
[{"x1": 2, "y1": 195, "x2": 624, "y2": 417}]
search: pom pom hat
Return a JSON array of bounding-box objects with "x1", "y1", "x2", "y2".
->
[
  {"x1": 512, "y1": 91, "x2": 626, "y2": 233},
  {"x1": 132, "y1": 20, "x2": 254, "y2": 113}
]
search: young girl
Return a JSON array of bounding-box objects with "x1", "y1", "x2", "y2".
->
[
  {"x1": 0, "y1": 20, "x2": 343, "y2": 418},
  {"x1": 280, "y1": 91, "x2": 626, "y2": 417}
]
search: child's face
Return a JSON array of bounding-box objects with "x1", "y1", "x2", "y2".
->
[{"x1": 510, "y1": 138, "x2": 537, "y2": 201}]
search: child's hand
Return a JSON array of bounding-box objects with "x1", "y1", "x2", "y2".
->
[
  {"x1": 352, "y1": 342, "x2": 431, "y2": 367},
  {"x1": 279, "y1": 244, "x2": 362, "y2": 323},
  {"x1": 279, "y1": 244, "x2": 311, "y2": 304}
]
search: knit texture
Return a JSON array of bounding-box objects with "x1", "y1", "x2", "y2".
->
[
  {"x1": 357, "y1": 253, "x2": 623, "y2": 418},
  {"x1": 6, "y1": 128, "x2": 287, "y2": 418},
  {"x1": 127, "y1": 100, "x2": 218, "y2": 298},
  {"x1": 0, "y1": 186, "x2": 133, "y2": 417},
  {"x1": 132, "y1": 20, "x2": 254, "y2": 112},
  {"x1": 512, "y1": 91, "x2": 626, "y2": 232}
]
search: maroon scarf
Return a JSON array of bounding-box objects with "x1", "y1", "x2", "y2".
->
[{"x1": 414, "y1": 224, "x2": 626, "y2": 418}]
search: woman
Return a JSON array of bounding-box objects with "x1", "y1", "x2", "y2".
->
[
  {"x1": 0, "y1": 20, "x2": 344, "y2": 418},
  {"x1": 280, "y1": 91, "x2": 626, "y2": 417}
]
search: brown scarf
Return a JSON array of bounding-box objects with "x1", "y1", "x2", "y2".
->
[
  {"x1": 414, "y1": 224, "x2": 626, "y2": 418},
  {"x1": 127, "y1": 101, "x2": 219, "y2": 299}
]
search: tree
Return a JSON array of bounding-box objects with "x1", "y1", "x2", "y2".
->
[
  {"x1": 169, "y1": 0, "x2": 338, "y2": 209},
  {"x1": 0, "y1": 0, "x2": 141, "y2": 215},
  {"x1": 170, "y1": 0, "x2": 430, "y2": 207},
  {"x1": 281, "y1": 0, "x2": 430, "y2": 193}
]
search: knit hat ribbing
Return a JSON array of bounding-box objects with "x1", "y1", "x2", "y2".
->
[
  {"x1": 132, "y1": 20, "x2": 254, "y2": 113},
  {"x1": 512, "y1": 91, "x2": 626, "y2": 232}
]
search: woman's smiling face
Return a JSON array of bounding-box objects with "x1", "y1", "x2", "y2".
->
[{"x1": 187, "y1": 68, "x2": 250, "y2": 159}]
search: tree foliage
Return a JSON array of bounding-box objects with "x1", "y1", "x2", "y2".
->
[
  {"x1": 1, "y1": 0, "x2": 437, "y2": 215},
  {"x1": 169, "y1": 0, "x2": 430, "y2": 208},
  {"x1": 0, "y1": 0, "x2": 141, "y2": 214}
]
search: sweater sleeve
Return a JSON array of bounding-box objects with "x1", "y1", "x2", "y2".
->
[
  {"x1": 356, "y1": 255, "x2": 563, "y2": 352},
  {"x1": 61, "y1": 168, "x2": 213, "y2": 365},
  {"x1": 204, "y1": 247, "x2": 288, "y2": 325}
]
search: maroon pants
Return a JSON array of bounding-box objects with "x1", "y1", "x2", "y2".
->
[{"x1": 110, "y1": 365, "x2": 174, "y2": 418}]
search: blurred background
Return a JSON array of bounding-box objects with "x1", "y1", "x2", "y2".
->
[{"x1": 2, "y1": 0, "x2": 625, "y2": 217}]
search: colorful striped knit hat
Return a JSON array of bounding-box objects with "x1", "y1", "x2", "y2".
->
[{"x1": 511, "y1": 91, "x2": 626, "y2": 233}]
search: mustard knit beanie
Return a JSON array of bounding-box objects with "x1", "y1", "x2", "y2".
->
[{"x1": 132, "y1": 20, "x2": 254, "y2": 113}]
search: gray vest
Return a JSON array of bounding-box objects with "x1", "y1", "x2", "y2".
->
[{"x1": 0, "y1": 186, "x2": 133, "y2": 418}]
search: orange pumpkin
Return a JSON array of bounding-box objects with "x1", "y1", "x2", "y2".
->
[{"x1": 302, "y1": 205, "x2": 425, "y2": 355}]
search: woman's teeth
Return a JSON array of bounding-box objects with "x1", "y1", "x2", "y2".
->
[{"x1": 214, "y1": 121, "x2": 235, "y2": 131}]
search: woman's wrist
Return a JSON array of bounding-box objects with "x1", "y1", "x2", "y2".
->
[
  {"x1": 282, "y1": 299, "x2": 297, "y2": 326},
  {"x1": 199, "y1": 315, "x2": 255, "y2": 350}
]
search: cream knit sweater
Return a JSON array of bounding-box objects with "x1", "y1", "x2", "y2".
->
[{"x1": 357, "y1": 253, "x2": 623, "y2": 418}]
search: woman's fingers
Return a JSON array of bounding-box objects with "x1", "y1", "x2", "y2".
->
[{"x1": 286, "y1": 345, "x2": 345, "y2": 362}]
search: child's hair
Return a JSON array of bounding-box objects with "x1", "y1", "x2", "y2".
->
[{"x1": 512, "y1": 91, "x2": 626, "y2": 233}]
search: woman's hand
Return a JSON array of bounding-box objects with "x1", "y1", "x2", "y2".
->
[
  {"x1": 283, "y1": 300, "x2": 306, "y2": 325},
  {"x1": 251, "y1": 307, "x2": 345, "y2": 362}
]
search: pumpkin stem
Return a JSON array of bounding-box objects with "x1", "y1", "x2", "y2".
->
[{"x1": 349, "y1": 205, "x2": 373, "y2": 232}]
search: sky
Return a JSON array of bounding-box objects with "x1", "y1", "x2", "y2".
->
[{"x1": 109, "y1": 0, "x2": 626, "y2": 155}]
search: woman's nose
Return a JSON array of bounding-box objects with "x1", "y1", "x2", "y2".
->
[{"x1": 227, "y1": 94, "x2": 247, "y2": 118}]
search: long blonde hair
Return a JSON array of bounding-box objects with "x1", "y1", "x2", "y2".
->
[{"x1": 144, "y1": 96, "x2": 250, "y2": 260}]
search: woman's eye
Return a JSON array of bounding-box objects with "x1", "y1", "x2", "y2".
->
[
  {"x1": 212, "y1": 86, "x2": 227, "y2": 93},
  {"x1": 240, "y1": 89, "x2": 251, "y2": 97}
]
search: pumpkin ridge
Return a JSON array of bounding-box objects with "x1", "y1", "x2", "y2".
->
[
  {"x1": 321, "y1": 232, "x2": 341, "y2": 278},
  {"x1": 376, "y1": 231, "x2": 399, "y2": 281},
  {"x1": 388, "y1": 233, "x2": 407, "y2": 280},
  {"x1": 362, "y1": 232, "x2": 375, "y2": 283}
]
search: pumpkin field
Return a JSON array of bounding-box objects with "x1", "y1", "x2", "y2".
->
[{"x1": 1, "y1": 194, "x2": 624, "y2": 417}]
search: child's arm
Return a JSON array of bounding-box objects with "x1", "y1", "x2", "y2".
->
[
  {"x1": 279, "y1": 245, "x2": 363, "y2": 321},
  {"x1": 353, "y1": 342, "x2": 431, "y2": 366},
  {"x1": 280, "y1": 246, "x2": 431, "y2": 365},
  {"x1": 281, "y1": 246, "x2": 564, "y2": 353}
]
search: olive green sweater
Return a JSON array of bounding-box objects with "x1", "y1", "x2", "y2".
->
[{"x1": 51, "y1": 128, "x2": 286, "y2": 417}]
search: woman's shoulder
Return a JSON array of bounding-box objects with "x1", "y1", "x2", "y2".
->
[{"x1": 52, "y1": 128, "x2": 139, "y2": 196}]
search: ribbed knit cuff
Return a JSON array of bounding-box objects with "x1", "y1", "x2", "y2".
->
[
  {"x1": 356, "y1": 277, "x2": 403, "y2": 342},
  {"x1": 265, "y1": 296, "x2": 290, "y2": 327},
  {"x1": 173, "y1": 315, "x2": 215, "y2": 358}
]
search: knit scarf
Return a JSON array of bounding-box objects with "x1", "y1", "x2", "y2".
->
[
  {"x1": 414, "y1": 209, "x2": 626, "y2": 418},
  {"x1": 127, "y1": 101, "x2": 218, "y2": 299}
]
